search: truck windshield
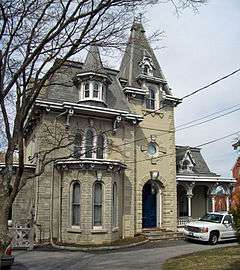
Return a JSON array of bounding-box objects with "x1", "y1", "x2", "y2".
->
[{"x1": 199, "y1": 213, "x2": 223, "y2": 223}]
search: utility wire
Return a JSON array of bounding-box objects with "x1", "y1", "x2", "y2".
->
[
  {"x1": 182, "y1": 67, "x2": 240, "y2": 99},
  {"x1": 195, "y1": 130, "x2": 240, "y2": 148},
  {"x1": 127, "y1": 130, "x2": 240, "y2": 165},
  {"x1": 176, "y1": 103, "x2": 240, "y2": 128}
]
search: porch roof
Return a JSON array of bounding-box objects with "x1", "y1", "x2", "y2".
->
[{"x1": 176, "y1": 175, "x2": 236, "y2": 184}]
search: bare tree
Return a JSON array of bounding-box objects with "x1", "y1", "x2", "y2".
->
[{"x1": 0, "y1": 0, "x2": 206, "y2": 244}]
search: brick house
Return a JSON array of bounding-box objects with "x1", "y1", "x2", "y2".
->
[{"x1": 9, "y1": 20, "x2": 235, "y2": 245}]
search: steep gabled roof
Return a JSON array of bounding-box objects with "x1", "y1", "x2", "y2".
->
[
  {"x1": 118, "y1": 20, "x2": 169, "y2": 91},
  {"x1": 176, "y1": 146, "x2": 219, "y2": 177},
  {"x1": 81, "y1": 45, "x2": 107, "y2": 75}
]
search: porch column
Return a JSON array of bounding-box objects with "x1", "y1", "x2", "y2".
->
[
  {"x1": 226, "y1": 196, "x2": 230, "y2": 212},
  {"x1": 211, "y1": 196, "x2": 216, "y2": 212},
  {"x1": 187, "y1": 195, "x2": 192, "y2": 217}
]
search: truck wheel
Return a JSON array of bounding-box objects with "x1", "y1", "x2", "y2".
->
[{"x1": 209, "y1": 232, "x2": 218, "y2": 245}]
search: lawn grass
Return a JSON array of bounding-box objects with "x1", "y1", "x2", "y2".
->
[{"x1": 163, "y1": 245, "x2": 240, "y2": 270}]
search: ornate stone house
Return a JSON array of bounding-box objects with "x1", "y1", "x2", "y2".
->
[{"x1": 10, "y1": 20, "x2": 235, "y2": 245}]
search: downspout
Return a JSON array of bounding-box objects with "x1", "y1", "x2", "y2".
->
[
  {"x1": 50, "y1": 109, "x2": 68, "y2": 245},
  {"x1": 133, "y1": 121, "x2": 137, "y2": 235}
]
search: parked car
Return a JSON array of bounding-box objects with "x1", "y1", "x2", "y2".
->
[
  {"x1": 0, "y1": 241, "x2": 14, "y2": 269},
  {"x1": 183, "y1": 212, "x2": 238, "y2": 245}
]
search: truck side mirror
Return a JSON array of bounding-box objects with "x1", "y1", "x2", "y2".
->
[{"x1": 223, "y1": 220, "x2": 229, "y2": 224}]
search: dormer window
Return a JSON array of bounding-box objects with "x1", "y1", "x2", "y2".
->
[
  {"x1": 84, "y1": 82, "x2": 90, "y2": 98},
  {"x1": 79, "y1": 80, "x2": 105, "y2": 103},
  {"x1": 139, "y1": 52, "x2": 154, "y2": 76},
  {"x1": 143, "y1": 65, "x2": 150, "y2": 75},
  {"x1": 93, "y1": 82, "x2": 99, "y2": 98},
  {"x1": 182, "y1": 160, "x2": 190, "y2": 171},
  {"x1": 146, "y1": 88, "x2": 155, "y2": 110}
]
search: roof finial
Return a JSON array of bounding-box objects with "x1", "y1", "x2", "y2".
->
[{"x1": 134, "y1": 13, "x2": 143, "y2": 24}]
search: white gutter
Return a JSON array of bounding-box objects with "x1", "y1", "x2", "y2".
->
[
  {"x1": 35, "y1": 99, "x2": 143, "y2": 121},
  {"x1": 176, "y1": 175, "x2": 236, "y2": 183}
]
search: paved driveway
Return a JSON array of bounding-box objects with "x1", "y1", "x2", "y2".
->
[{"x1": 12, "y1": 240, "x2": 237, "y2": 270}]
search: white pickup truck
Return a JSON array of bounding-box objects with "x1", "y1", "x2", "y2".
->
[{"x1": 183, "y1": 212, "x2": 238, "y2": 245}]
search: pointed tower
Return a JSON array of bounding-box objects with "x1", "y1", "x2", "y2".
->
[
  {"x1": 74, "y1": 45, "x2": 111, "y2": 107},
  {"x1": 119, "y1": 18, "x2": 171, "y2": 95},
  {"x1": 82, "y1": 45, "x2": 107, "y2": 75}
]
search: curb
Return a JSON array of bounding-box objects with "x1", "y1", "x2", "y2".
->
[{"x1": 50, "y1": 239, "x2": 149, "y2": 251}]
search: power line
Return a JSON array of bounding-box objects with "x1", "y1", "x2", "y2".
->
[
  {"x1": 176, "y1": 103, "x2": 240, "y2": 128},
  {"x1": 182, "y1": 67, "x2": 240, "y2": 99},
  {"x1": 176, "y1": 106, "x2": 240, "y2": 132},
  {"x1": 127, "y1": 130, "x2": 240, "y2": 165},
  {"x1": 195, "y1": 130, "x2": 240, "y2": 148}
]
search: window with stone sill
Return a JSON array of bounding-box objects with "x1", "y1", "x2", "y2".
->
[
  {"x1": 71, "y1": 181, "x2": 81, "y2": 226},
  {"x1": 93, "y1": 182, "x2": 103, "y2": 228},
  {"x1": 83, "y1": 129, "x2": 106, "y2": 159},
  {"x1": 146, "y1": 88, "x2": 155, "y2": 110}
]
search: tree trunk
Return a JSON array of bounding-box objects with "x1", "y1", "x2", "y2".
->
[{"x1": 0, "y1": 196, "x2": 11, "y2": 245}]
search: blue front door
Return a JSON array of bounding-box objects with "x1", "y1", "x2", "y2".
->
[{"x1": 142, "y1": 183, "x2": 157, "y2": 228}]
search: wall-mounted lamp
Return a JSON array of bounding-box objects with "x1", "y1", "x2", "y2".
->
[{"x1": 150, "y1": 170, "x2": 159, "y2": 181}]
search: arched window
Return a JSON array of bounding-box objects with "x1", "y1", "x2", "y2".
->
[
  {"x1": 182, "y1": 160, "x2": 190, "y2": 170},
  {"x1": 85, "y1": 129, "x2": 94, "y2": 158},
  {"x1": 112, "y1": 183, "x2": 118, "y2": 228},
  {"x1": 72, "y1": 182, "x2": 80, "y2": 226},
  {"x1": 84, "y1": 82, "x2": 90, "y2": 98},
  {"x1": 93, "y1": 82, "x2": 99, "y2": 98},
  {"x1": 93, "y1": 182, "x2": 103, "y2": 227},
  {"x1": 146, "y1": 88, "x2": 155, "y2": 110},
  {"x1": 96, "y1": 134, "x2": 104, "y2": 159},
  {"x1": 143, "y1": 65, "x2": 149, "y2": 75},
  {"x1": 74, "y1": 133, "x2": 82, "y2": 157}
]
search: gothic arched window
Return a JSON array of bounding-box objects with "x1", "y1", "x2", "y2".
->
[
  {"x1": 85, "y1": 129, "x2": 94, "y2": 158},
  {"x1": 96, "y1": 134, "x2": 104, "y2": 159},
  {"x1": 93, "y1": 182, "x2": 103, "y2": 227},
  {"x1": 72, "y1": 182, "x2": 80, "y2": 226},
  {"x1": 146, "y1": 88, "x2": 155, "y2": 110}
]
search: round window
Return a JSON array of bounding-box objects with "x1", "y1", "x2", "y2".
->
[{"x1": 147, "y1": 142, "x2": 157, "y2": 156}]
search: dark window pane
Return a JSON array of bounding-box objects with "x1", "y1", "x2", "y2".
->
[
  {"x1": 146, "y1": 89, "x2": 155, "y2": 110},
  {"x1": 84, "y1": 83, "x2": 90, "y2": 98},
  {"x1": 94, "y1": 183, "x2": 102, "y2": 226},
  {"x1": 96, "y1": 134, "x2": 104, "y2": 159},
  {"x1": 85, "y1": 130, "x2": 94, "y2": 158},
  {"x1": 72, "y1": 182, "x2": 80, "y2": 226},
  {"x1": 93, "y1": 82, "x2": 99, "y2": 98},
  {"x1": 74, "y1": 133, "x2": 82, "y2": 157}
]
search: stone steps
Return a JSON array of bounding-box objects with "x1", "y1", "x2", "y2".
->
[{"x1": 142, "y1": 229, "x2": 184, "y2": 241}]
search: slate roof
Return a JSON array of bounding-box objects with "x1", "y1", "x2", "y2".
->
[
  {"x1": 118, "y1": 20, "x2": 171, "y2": 94},
  {"x1": 39, "y1": 59, "x2": 131, "y2": 112},
  {"x1": 176, "y1": 146, "x2": 219, "y2": 177},
  {"x1": 81, "y1": 45, "x2": 107, "y2": 75},
  {"x1": 38, "y1": 21, "x2": 173, "y2": 113}
]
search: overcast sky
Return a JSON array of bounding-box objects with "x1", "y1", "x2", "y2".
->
[{"x1": 141, "y1": 0, "x2": 240, "y2": 177}]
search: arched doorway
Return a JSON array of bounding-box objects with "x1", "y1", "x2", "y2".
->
[{"x1": 142, "y1": 181, "x2": 161, "y2": 228}]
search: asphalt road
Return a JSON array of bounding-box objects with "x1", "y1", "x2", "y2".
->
[{"x1": 12, "y1": 240, "x2": 238, "y2": 270}]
